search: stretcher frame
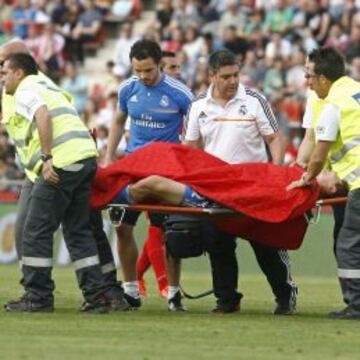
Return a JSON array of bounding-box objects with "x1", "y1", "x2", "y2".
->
[
  {"x1": 106, "y1": 197, "x2": 348, "y2": 300},
  {"x1": 107, "y1": 197, "x2": 348, "y2": 227}
]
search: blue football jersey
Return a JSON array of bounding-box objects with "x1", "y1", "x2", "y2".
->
[{"x1": 118, "y1": 74, "x2": 193, "y2": 153}]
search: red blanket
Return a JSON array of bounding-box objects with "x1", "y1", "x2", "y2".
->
[{"x1": 91, "y1": 142, "x2": 320, "y2": 249}]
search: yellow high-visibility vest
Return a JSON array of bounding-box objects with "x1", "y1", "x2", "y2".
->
[
  {"x1": 1, "y1": 72, "x2": 74, "y2": 181},
  {"x1": 323, "y1": 76, "x2": 360, "y2": 190},
  {"x1": 5, "y1": 74, "x2": 97, "y2": 175}
]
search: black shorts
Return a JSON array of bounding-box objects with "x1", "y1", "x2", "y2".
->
[{"x1": 122, "y1": 210, "x2": 166, "y2": 227}]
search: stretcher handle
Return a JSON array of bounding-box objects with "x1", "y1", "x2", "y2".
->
[{"x1": 316, "y1": 197, "x2": 347, "y2": 206}]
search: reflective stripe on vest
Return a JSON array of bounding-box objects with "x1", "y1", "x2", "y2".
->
[
  {"x1": 37, "y1": 80, "x2": 62, "y2": 93},
  {"x1": 27, "y1": 130, "x2": 91, "y2": 170},
  {"x1": 344, "y1": 167, "x2": 360, "y2": 183},
  {"x1": 12, "y1": 107, "x2": 79, "y2": 149},
  {"x1": 13, "y1": 138, "x2": 26, "y2": 147},
  {"x1": 330, "y1": 136, "x2": 360, "y2": 164},
  {"x1": 50, "y1": 107, "x2": 78, "y2": 118}
]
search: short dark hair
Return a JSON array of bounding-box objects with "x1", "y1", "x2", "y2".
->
[
  {"x1": 129, "y1": 39, "x2": 162, "y2": 64},
  {"x1": 5, "y1": 53, "x2": 38, "y2": 76},
  {"x1": 161, "y1": 51, "x2": 176, "y2": 59},
  {"x1": 308, "y1": 47, "x2": 345, "y2": 82},
  {"x1": 208, "y1": 50, "x2": 238, "y2": 74}
]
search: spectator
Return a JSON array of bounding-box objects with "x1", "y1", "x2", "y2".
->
[
  {"x1": 35, "y1": 23, "x2": 65, "y2": 83},
  {"x1": 349, "y1": 56, "x2": 360, "y2": 81},
  {"x1": 219, "y1": 0, "x2": 248, "y2": 34},
  {"x1": 71, "y1": 0, "x2": 103, "y2": 64},
  {"x1": 305, "y1": 0, "x2": 332, "y2": 45},
  {"x1": 265, "y1": 31, "x2": 292, "y2": 65},
  {"x1": 52, "y1": 0, "x2": 83, "y2": 63},
  {"x1": 325, "y1": 23, "x2": 349, "y2": 51},
  {"x1": 170, "y1": 0, "x2": 201, "y2": 30},
  {"x1": 222, "y1": 25, "x2": 250, "y2": 62},
  {"x1": 0, "y1": 152, "x2": 23, "y2": 192},
  {"x1": 345, "y1": 22, "x2": 360, "y2": 61},
  {"x1": 263, "y1": 0, "x2": 294, "y2": 35},
  {"x1": 285, "y1": 49, "x2": 307, "y2": 97},
  {"x1": 0, "y1": 0, "x2": 13, "y2": 35},
  {"x1": 155, "y1": 0, "x2": 174, "y2": 31},
  {"x1": 11, "y1": 0, "x2": 36, "y2": 39},
  {"x1": 113, "y1": 21, "x2": 139, "y2": 76},
  {"x1": 61, "y1": 62, "x2": 89, "y2": 115},
  {"x1": 263, "y1": 56, "x2": 286, "y2": 100}
]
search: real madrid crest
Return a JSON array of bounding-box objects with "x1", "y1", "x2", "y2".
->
[
  {"x1": 239, "y1": 105, "x2": 247, "y2": 115},
  {"x1": 160, "y1": 95, "x2": 169, "y2": 107}
]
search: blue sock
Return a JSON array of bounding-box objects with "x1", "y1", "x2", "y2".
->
[
  {"x1": 181, "y1": 186, "x2": 209, "y2": 207},
  {"x1": 112, "y1": 185, "x2": 132, "y2": 204}
]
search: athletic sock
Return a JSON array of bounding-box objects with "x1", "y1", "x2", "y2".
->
[
  {"x1": 181, "y1": 185, "x2": 212, "y2": 208},
  {"x1": 136, "y1": 240, "x2": 151, "y2": 281},
  {"x1": 123, "y1": 281, "x2": 140, "y2": 299},
  {"x1": 167, "y1": 286, "x2": 180, "y2": 300},
  {"x1": 146, "y1": 226, "x2": 168, "y2": 293}
]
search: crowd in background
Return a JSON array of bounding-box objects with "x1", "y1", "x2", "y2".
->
[{"x1": 1, "y1": 0, "x2": 360, "y2": 189}]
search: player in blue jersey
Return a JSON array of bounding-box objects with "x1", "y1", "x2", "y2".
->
[{"x1": 105, "y1": 39, "x2": 193, "y2": 309}]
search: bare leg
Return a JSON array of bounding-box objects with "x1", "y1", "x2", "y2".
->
[
  {"x1": 165, "y1": 254, "x2": 181, "y2": 287},
  {"x1": 116, "y1": 224, "x2": 138, "y2": 282},
  {"x1": 130, "y1": 175, "x2": 186, "y2": 205}
]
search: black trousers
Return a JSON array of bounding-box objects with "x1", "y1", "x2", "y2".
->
[
  {"x1": 15, "y1": 178, "x2": 117, "y2": 290},
  {"x1": 21, "y1": 158, "x2": 112, "y2": 303},
  {"x1": 336, "y1": 189, "x2": 360, "y2": 309},
  {"x1": 204, "y1": 221, "x2": 294, "y2": 306},
  {"x1": 332, "y1": 204, "x2": 346, "y2": 256}
]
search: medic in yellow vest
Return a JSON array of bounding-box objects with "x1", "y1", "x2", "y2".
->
[
  {"x1": 288, "y1": 50, "x2": 360, "y2": 191},
  {"x1": 288, "y1": 47, "x2": 360, "y2": 320},
  {"x1": 1, "y1": 53, "x2": 97, "y2": 183}
]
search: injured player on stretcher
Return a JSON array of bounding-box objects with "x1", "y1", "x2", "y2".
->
[{"x1": 91, "y1": 142, "x2": 346, "y2": 249}]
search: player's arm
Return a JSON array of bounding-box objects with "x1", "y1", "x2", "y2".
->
[{"x1": 105, "y1": 109, "x2": 127, "y2": 165}]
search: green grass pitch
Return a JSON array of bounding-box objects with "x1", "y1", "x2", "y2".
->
[{"x1": 1, "y1": 214, "x2": 360, "y2": 360}]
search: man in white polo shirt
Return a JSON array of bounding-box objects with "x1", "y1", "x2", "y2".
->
[{"x1": 182, "y1": 49, "x2": 298, "y2": 314}]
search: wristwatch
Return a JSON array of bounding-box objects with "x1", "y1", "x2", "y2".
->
[{"x1": 40, "y1": 153, "x2": 53, "y2": 162}]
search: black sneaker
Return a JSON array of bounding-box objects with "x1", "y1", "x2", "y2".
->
[
  {"x1": 210, "y1": 302, "x2": 240, "y2": 314},
  {"x1": 83, "y1": 294, "x2": 131, "y2": 314},
  {"x1": 79, "y1": 301, "x2": 95, "y2": 312},
  {"x1": 168, "y1": 291, "x2": 186, "y2": 312},
  {"x1": 274, "y1": 286, "x2": 298, "y2": 315},
  {"x1": 328, "y1": 306, "x2": 360, "y2": 320},
  {"x1": 124, "y1": 293, "x2": 142, "y2": 309},
  {"x1": 4, "y1": 293, "x2": 54, "y2": 313}
]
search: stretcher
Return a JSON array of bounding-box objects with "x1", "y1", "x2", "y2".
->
[
  {"x1": 107, "y1": 197, "x2": 348, "y2": 299},
  {"x1": 107, "y1": 196, "x2": 348, "y2": 227}
]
